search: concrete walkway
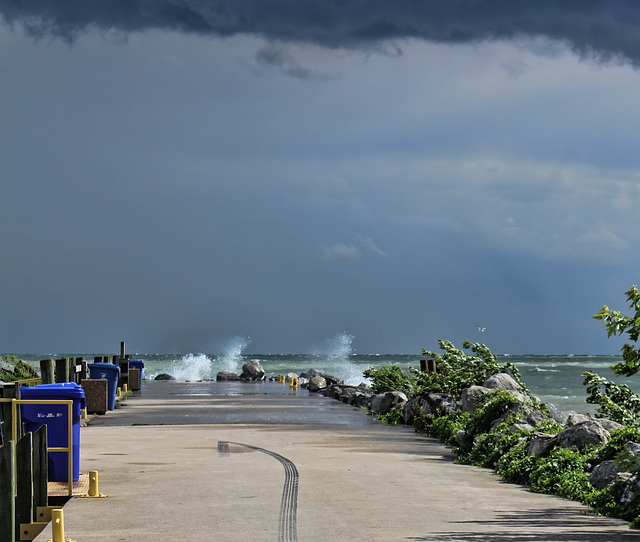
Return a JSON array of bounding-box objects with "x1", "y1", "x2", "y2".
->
[{"x1": 34, "y1": 381, "x2": 640, "y2": 541}]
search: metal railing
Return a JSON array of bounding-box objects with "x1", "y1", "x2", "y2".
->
[{"x1": 0, "y1": 398, "x2": 74, "y2": 496}]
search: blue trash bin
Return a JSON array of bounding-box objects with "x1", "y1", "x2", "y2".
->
[
  {"x1": 129, "y1": 359, "x2": 144, "y2": 390},
  {"x1": 87, "y1": 362, "x2": 121, "y2": 410},
  {"x1": 20, "y1": 382, "x2": 86, "y2": 482}
]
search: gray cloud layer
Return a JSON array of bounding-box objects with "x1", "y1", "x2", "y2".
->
[{"x1": 2, "y1": 1, "x2": 640, "y2": 64}]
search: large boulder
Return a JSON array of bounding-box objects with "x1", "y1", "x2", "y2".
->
[
  {"x1": 528, "y1": 432, "x2": 557, "y2": 458},
  {"x1": 240, "y1": 359, "x2": 265, "y2": 381},
  {"x1": 483, "y1": 373, "x2": 522, "y2": 391},
  {"x1": 590, "y1": 460, "x2": 625, "y2": 490},
  {"x1": 370, "y1": 391, "x2": 408, "y2": 415},
  {"x1": 154, "y1": 373, "x2": 175, "y2": 381},
  {"x1": 299, "y1": 369, "x2": 344, "y2": 387},
  {"x1": 426, "y1": 393, "x2": 461, "y2": 416},
  {"x1": 461, "y1": 386, "x2": 490, "y2": 414},
  {"x1": 555, "y1": 420, "x2": 611, "y2": 450},
  {"x1": 490, "y1": 403, "x2": 548, "y2": 432},
  {"x1": 308, "y1": 376, "x2": 328, "y2": 392}
]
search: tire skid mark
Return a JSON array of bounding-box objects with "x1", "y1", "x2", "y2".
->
[{"x1": 218, "y1": 441, "x2": 298, "y2": 542}]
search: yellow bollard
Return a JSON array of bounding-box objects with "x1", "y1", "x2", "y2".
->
[
  {"x1": 81, "y1": 407, "x2": 87, "y2": 419},
  {"x1": 116, "y1": 386, "x2": 121, "y2": 397},
  {"x1": 51, "y1": 508, "x2": 64, "y2": 542},
  {"x1": 290, "y1": 377, "x2": 298, "y2": 388},
  {"x1": 89, "y1": 470, "x2": 99, "y2": 497},
  {"x1": 123, "y1": 383, "x2": 128, "y2": 393}
]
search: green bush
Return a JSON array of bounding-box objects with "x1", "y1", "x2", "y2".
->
[
  {"x1": 363, "y1": 364, "x2": 417, "y2": 395},
  {"x1": 529, "y1": 446, "x2": 598, "y2": 503},
  {"x1": 0, "y1": 355, "x2": 38, "y2": 382},
  {"x1": 377, "y1": 406, "x2": 405, "y2": 426}
]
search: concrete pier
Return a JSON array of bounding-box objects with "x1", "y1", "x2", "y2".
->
[{"x1": 34, "y1": 381, "x2": 640, "y2": 541}]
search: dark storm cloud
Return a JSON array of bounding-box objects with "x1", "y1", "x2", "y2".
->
[{"x1": 2, "y1": 1, "x2": 640, "y2": 64}]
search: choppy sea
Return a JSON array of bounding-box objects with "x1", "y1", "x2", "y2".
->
[{"x1": 7, "y1": 335, "x2": 640, "y2": 416}]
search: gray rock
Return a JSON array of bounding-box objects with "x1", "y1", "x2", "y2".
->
[
  {"x1": 490, "y1": 403, "x2": 548, "y2": 432},
  {"x1": 154, "y1": 373, "x2": 175, "y2": 381},
  {"x1": 545, "y1": 403, "x2": 568, "y2": 425},
  {"x1": 597, "y1": 418, "x2": 624, "y2": 433},
  {"x1": 483, "y1": 373, "x2": 522, "y2": 391},
  {"x1": 427, "y1": 393, "x2": 462, "y2": 416},
  {"x1": 370, "y1": 391, "x2": 408, "y2": 415},
  {"x1": 461, "y1": 385, "x2": 490, "y2": 413},
  {"x1": 627, "y1": 442, "x2": 640, "y2": 456},
  {"x1": 309, "y1": 375, "x2": 328, "y2": 392},
  {"x1": 590, "y1": 460, "x2": 622, "y2": 490},
  {"x1": 528, "y1": 432, "x2": 558, "y2": 458},
  {"x1": 240, "y1": 359, "x2": 265, "y2": 381},
  {"x1": 619, "y1": 477, "x2": 640, "y2": 505},
  {"x1": 567, "y1": 413, "x2": 592, "y2": 426},
  {"x1": 403, "y1": 396, "x2": 429, "y2": 425},
  {"x1": 216, "y1": 371, "x2": 240, "y2": 381},
  {"x1": 555, "y1": 421, "x2": 611, "y2": 450}
]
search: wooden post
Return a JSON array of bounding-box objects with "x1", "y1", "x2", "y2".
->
[
  {"x1": 16, "y1": 433, "x2": 33, "y2": 540},
  {"x1": 32, "y1": 425, "x2": 48, "y2": 515},
  {"x1": 78, "y1": 359, "x2": 87, "y2": 381},
  {"x1": 93, "y1": 356, "x2": 103, "y2": 363},
  {"x1": 120, "y1": 341, "x2": 126, "y2": 360},
  {"x1": 1, "y1": 383, "x2": 20, "y2": 445},
  {"x1": 55, "y1": 358, "x2": 69, "y2": 383},
  {"x1": 40, "y1": 359, "x2": 55, "y2": 384},
  {"x1": 0, "y1": 441, "x2": 16, "y2": 542}
]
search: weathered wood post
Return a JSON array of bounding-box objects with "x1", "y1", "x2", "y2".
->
[
  {"x1": 55, "y1": 358, "x2": 69, "y2": 383},
  {"x1": 120, "y1": 341, "x2": 126, "y2": 360},
  {"x1": 0, "y1": 383, "x2": 20, "y2": 445},
  {"x1": 16, "y1": 432, "x2": 33, "y2": 540},
  {"x1": 32, "y1": 425, "x2": 48, "y2": 514},
  {"x1": 77, "y1": 358, "x2": 87, "y2": 382},
  {"x1": 0, "y1": 440, "x2": 16, "y2": 542},
  {"x1": 40, "y1": 359, "x2": 55, "y2": 384}
]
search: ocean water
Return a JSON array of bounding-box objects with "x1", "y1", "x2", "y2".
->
[{"x1": 6, "y1": 334, "x2": 640, "y2": 416}]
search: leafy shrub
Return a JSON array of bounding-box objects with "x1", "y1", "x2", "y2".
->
[
  {"x1": 428, "y1": 411, "x2": 469, "y2": 444},
  {"x1": 363, "y1": 364, "x2": 417, "y2": 395},
  {"x1": 583, "y1": 371, "x2": 640, "y2": 426},
  {"x1": 529, "y1": 446, "x2": 598, "y2": 503},
  {"x1": 0, "y1": 355, "x2": 38, "y2": 382},
  {"x1": 377, "y1": 406, "x2": 405, "y2": 426},
  {"x1": 418, "y1": 340, "x2": 528, "y2": 398},
  {"x1": 496, "y1": 440, "x2": 536, "y2": 485}
]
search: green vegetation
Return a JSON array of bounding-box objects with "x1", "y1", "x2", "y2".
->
[
  {"x1": 0, "y1": 354, "x2": 38, "y2": 382},
  {"x1": 586, "y1": 286, "x2": 640, "y2": 422},
  {"x1": 365, "y1": 324, "x2": 640, "y2": 529}
]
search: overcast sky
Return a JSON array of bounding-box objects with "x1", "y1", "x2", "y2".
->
[{"x1": 2, "y1": 1, "x2": 640, "y2": 355}]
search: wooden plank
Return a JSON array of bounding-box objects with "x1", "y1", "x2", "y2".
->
[
  {"x1": 0, "y1": 440, "x2": 16, "y2": 542},
  {"x1": 32, "y1": 425, "x2": 48, "y2": 514},
  {"x1": 16, "y1": 432, "x2": 33, "y2": 541},
  {"x1": 19, "y1": 521, "x2": 48, "y2": 540}
]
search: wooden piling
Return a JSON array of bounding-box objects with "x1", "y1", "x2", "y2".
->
[
  {"x1": 40, "y1": 359, "x2": 55, "y2": 384},
  {"x1": 55, "y1": 358, "x2": 69, "y2": 383},
  {"x1": 120, "y1": 341, "x2": 126, "y2": 360},
  {"x1": 0, "y1": 441, "x2": 16, "y2": 542},
  {"x1": 16, "y1": 433, "x2": 33, "y2": 540},
  {"x1": 32, "y1": 425, "x2": 48, "y2": 514},
  {"x1": 0, "y1": 383, "x2": 20, "y2": 446}
]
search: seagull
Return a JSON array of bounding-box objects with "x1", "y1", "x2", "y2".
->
[{"x1": 477, "y1": 326, "x2": 486, "y2": 332}]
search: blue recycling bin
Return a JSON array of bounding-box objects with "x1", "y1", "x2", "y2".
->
[
  {"x1": 88, "y1": 362, "x2": 121, "y2": 410},
  {"x1": 20, "y1": 382, "x2": 86, "y2": 482},
  {"x1": 129, "y1": 359, "x2": 144, "y2": 390}
]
